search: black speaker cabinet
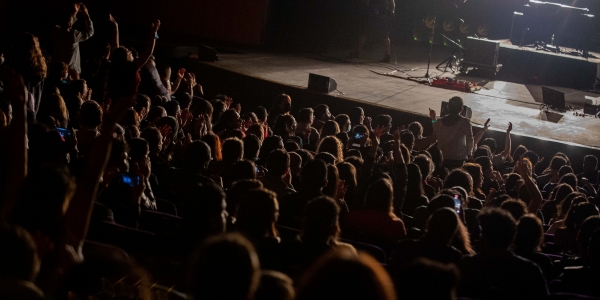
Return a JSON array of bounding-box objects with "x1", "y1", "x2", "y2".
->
[
  {"x1": 308, "y1": 73, "x2": 337, "y2": 93},
  {"x1": 440, "y1": 101, "x2": 472, "y2": 119},
  {"x1": 463, "y1": 37, "x2": 499, "y2": 69},
  {"x1": 197, "y1": 45, "x2": 219, "y2": 62}
]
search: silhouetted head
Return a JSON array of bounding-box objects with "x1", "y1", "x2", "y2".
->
[
  {"x1": 478, "y1": 207, "x2": 517, "y2": 250},
  {"x1": 425, "y1": 208, "x2": 459, "y2": 246},
  {"x1": 189, "y1": 233, "x2": 260, "y2": 300},
  {"x1": 296, "y1": 249, "x2": 397, "y2": 300}
]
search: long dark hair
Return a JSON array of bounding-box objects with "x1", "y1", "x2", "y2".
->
[
  {"x1": 402, "y1": 164, "x2": 425, "y2": 216},
  {"x1": 10, "y1": 32, "x2": 47, "y2": 83}
]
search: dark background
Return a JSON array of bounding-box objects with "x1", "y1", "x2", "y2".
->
[{"x1": 1, "y1": 0, "x2": 598, "y2": 52}]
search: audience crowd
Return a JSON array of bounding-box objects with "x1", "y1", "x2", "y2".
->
[{"x1": 1, "y1": 4, "x2": 600, "y2": 300}]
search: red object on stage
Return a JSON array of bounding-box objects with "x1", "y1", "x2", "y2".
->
[{"x1": 431, "y1": 77, "x2": 477, "y2": 92}]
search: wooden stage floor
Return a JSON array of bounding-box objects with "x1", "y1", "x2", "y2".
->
[{"x1": 206, "y1": 42, "x2": 600, "y2": 149}]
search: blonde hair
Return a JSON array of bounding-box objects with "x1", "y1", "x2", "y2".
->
[{"x1": 12, "y1": 33, "x2": 47, "y2": 81}]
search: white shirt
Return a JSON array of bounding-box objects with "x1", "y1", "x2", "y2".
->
[
  {"x1": 433, "y1": 116, "x2": 474, "y2": 160},
  {"x1": 51, "y1": 16, "x2": 94, "y2": 74}
]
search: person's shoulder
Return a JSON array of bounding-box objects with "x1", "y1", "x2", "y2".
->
[
  {"x1": 336, "y1": 241, "x2": 358, "y2": 256},
  {"x1": 511, "y1": 252, "x2": 545, "y2": 270}
]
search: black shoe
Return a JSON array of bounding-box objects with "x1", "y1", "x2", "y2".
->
[
  {"x1": 380, "y1": 54, "x2": 391, "y2": 63},
  {"x1": 349, "y1": 51, "x2": 360, "y2": 59}
]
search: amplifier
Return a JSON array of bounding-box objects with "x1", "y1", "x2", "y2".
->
[
  {"x1": 463, "y1": 37, "x2": 500, "y2": 69},
  {"x1": 584, "y1": 98, "x2": 600, "y2": 115},
  {"x1": 308, "y1": 73, "x2": 337, "y2": 93}
]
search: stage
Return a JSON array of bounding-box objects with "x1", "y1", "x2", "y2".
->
[{"x1": 194, "y1": 40, "x2": 600, "y2": 151}]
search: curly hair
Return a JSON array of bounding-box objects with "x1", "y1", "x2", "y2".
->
[
  {"x1": 11, "y1": 32, "x2": 47, "y2": 82},
  {"x1": 317, "y1": 136, "x2": 344, "y2": 163}
]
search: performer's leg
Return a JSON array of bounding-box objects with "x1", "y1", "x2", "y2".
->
[
  {"x1": 379, "y1": 14, "x2": 392, "y2": 62},
  {"x1": 595, "y1": 62, "x2": 600, "y2": 89},
  {"x1": 384, "y1": 36, "x2": 391, "y2": 56},
  {"x1": 357, "y1": 35, "x2": 367, "y2": 56}
]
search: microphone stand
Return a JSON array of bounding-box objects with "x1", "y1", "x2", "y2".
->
[{"x1": 410, "y1": 14, "x2": 437, "y2": 84}]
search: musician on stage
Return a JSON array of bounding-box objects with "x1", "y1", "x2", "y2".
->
[
  {"x1": 350, "y1": 0, "x2": 395, "y2": 63},
  {"x1": 595, "y1": 63, "x2": 599, "y2": 90}
]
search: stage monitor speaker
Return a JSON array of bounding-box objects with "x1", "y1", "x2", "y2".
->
[
  {"x1": 463, "y1": 37, "x2": 499, "y2": 69},
  {"x1": 440, "y1": 101, "x2": 472, "y2": 119},
  {"x1": 584, "y1": 99, "x2": 600, "y2": 115},
  {"x1": 542, "y1": 86, "x2": 566, "y2": 111},
  {"x1": 197, "y1": 44, "x2": 219, "y2": 62},
  {"x1": 308, "y1": 73, "x2": 337, "y2": 93}
]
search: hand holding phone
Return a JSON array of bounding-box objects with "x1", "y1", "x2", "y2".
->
[
  {"x1": 454, "y1": 194, "x2": 461, "y2": 213},
  {"x1": 119, "y1": 173, "x2": 141, "y2": 187},
  {"x1": 56, "y1": 127, "x2": 73, "y2": 139}
]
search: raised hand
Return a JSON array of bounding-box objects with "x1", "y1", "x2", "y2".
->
[
  {"x1": 234, "y1": 103, "x2": 242, "y2": 114},
  {"x1": 184, "y1": 72, "x2": 196, "y2": 87},
  {"x1": 190, "y1": 73, "x2": 197, "y2": 87},
  {"x1": 159, "y1": 124, "x2": 172, "y2": 142},
  {"x1": 374, "y1": 125, "x2": 387, "y2": 138},
  {"x1": 364, "y1": 116, "x2": 372, "y2": 129},
  {"x1": 225, "y1": 96, "x2": 233, "y2": 109},
  {"x1": 484, "y1": 118, "x2": 490, "y2": 129},
  {"x1": 109, "y1": 14, "x2": 118, "y2": 26},
  {"x1": 177, "y1": 133, "x2": 193, "y2": 150},
  {"x1": 428, "y1": 176, "x2": 443, "y2": 190},
  {"x1": 79, "y1": 3, "x2": 89, "y2": 16},
  {"x1": 178, "y1": 109, "x2": 193, "y2": 129},
  {"x1": 192, "y1": 115, "x2": 206, "y2": 137},
  {"x1": 101, "y1": 98, "x2": 111, "y2": 114},
  {"x1": 515, "y1": 158, "x2": 530, "y2": 178},
  {"x1": 62, "y1": 129, "x2": 78, "y2": 152},
  {"x1": 86, "y1": 88, "x2": 93, "y2": 101},
  {"x1": 507, "y1": 122, "x2": 513, "y2": 133},
  {"x1": 151, "y1": 20, "x2": 161, "y2": 34},
  {"x1": 177, "y1": 68, "x2": 186, "y2": 79},
  {"x1": 491, "y1": 170, "x2": 503, "y2": 182},
  {"x1": 256, "y1": 165, "x2": 268, "y2": 177},
  {"x1": 429, "y1": 108, "x2": 436, "y2": 120}
]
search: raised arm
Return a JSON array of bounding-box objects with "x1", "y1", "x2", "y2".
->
[
  {"x1": 108, "y1": 14, "x2": 119, "y2": 50},
  {"x1": 465, "y1": 119, "x2": 474, "y2": 160},
  {"x1": 65, "y1": 96, "x2": 135, "y2": 247},
  {"x1": 0, "y1": 68, "x2": 28, "y2": 219},
  {"x1": 414, "y1": 110, "x2": 439, "y2": 150},
  {"x1": 473, "y1": 118, "x2": 490, "y2": 152},
  {"x1": 171, "y1": 68, "x2": 185, "y2": 95},
  {"x1": 392, "y1": 127, "x2": 405, "y2": 165},
  {"x1": 135, "y1": 20, "x2": 161, "y2": 70},
  {"x1": 499, "y1": 122, "x2": 513, "y2": 159},
  {"x1": 74, "y1": 4, "x2": 94, "y2": 42},
  {"x1": 358, "y1": 126, "x2": 386, "y2": 183}
]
